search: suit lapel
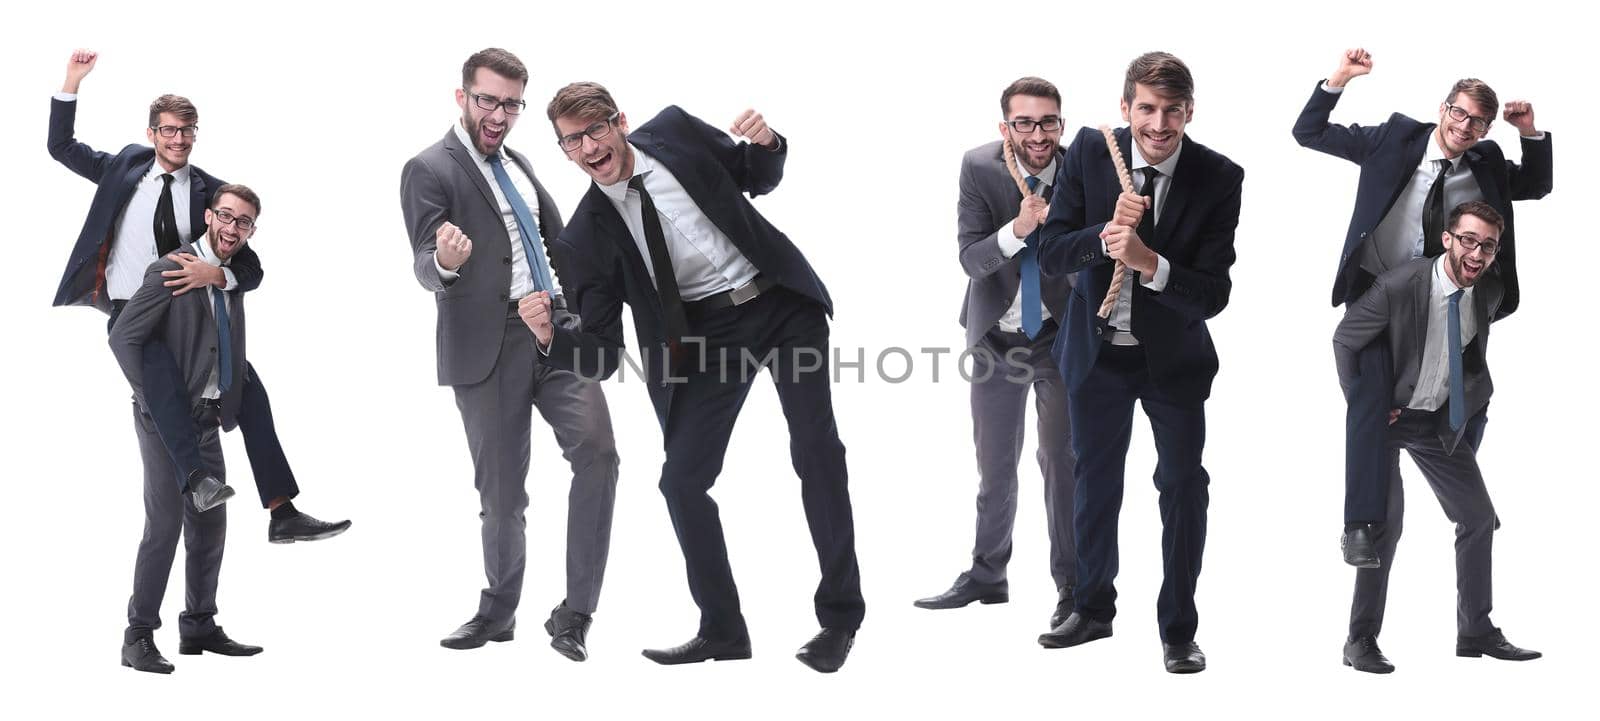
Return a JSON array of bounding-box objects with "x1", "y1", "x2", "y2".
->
[
  {"x1": 187, "y1": 170, "x2": 210, "y2": 240},
  {"x1": 1411, "y1": 262, "x2": 1432, "y2": 370},
  {"x1": 586, "y1": 184, "x2": 656, "y2": 302},
  {"x1": 1154, "y1": 138, "x2": 1200, "y2": 251},
  {"x1": 1463, "y1": 145, "x2": 1505, "y2": 210},
  {"x1": 506, "y1": 148, "x2": 554, "y2": 239},
  {"x1": 443, "y1": 129, "x2": 501, "y2": 217},
  {"x1": 1380, "y1": 128, "x2": 1435, "y2": 222}
]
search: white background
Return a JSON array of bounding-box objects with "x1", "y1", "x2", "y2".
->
[{"x1": 1, "y1": 0, "x2": 1593, "y2": 718}]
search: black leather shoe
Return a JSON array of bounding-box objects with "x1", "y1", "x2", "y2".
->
[
  {"x1": 1050, "y1": 585, "x2": 1076, "y2": 628},
  {"x1": 268, "y1": 511, "x2": 352, "y2": 544},
  {"x1": 1457, "y1": 628, "x2": 1541, "y2": 661},
  {"x1": 544, "y1": 602, "x2": 592, "y2": 662},
  {"x1": 795, "y1": 628, "x2": 854, "y2": 673},
  {"x1": 188, "y1": 472, "x2": 235, "y2": 513},
  {"x1": 1163, "y1": 641, "x2": 1207, "y2": 674},
  {"x1": 1342, "y1": 523, "x2": 1381, "y2": 568},
  {"x1": 440, "y1": 615, "x2": 515, "y2": 650},
  {"x1": 1343, "y1": 635, "x2": 1395, "y2": 673},
  {"x1": 913, "y1": 573, "x2": 1008, "y2": 609},
  {"x1": 179, "y1": 627, "x2": 262, "y2": 656},
  {"x1": 641, "y1": 635, "x2": 753, "y2": 665},
  {"x1": 1038, "y1": 612, "x2": 1112, "y2": 649},
  {"x1": 121, "y1": 635, "x2": 174, "y2": 674}
]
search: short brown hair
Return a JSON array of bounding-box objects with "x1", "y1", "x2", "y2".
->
[
  {"x1": 1123, "y1": 52, "x2": 1194, "y2": 105},
  {"x1": 148, "y1": 94, "x2": 197, "y2": 128},
  {"x1": 213, "y1": 183, "x2": 261, "y2": 217},
  {"x1": 1445, "y1": 78, "x2": 1499, "y2": 118},
  {"x1": 1449, "y1": 200, "x2": 1504, "y2": 234},
  {"x1": 462, "y1": 48, "x2": 528, "y2": 89},
  {"x1": 547, "y1": 81, "x2": 619, "y2": 128},
  {"x1": 1001, "y1": 77, "x2": 1061, "y2": 118}
]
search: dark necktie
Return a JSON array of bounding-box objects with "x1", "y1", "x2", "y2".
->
[
  {"x1": 154, "y1": 173, "x2": 180, "y2": 255},
  {"x1": 1421, "y1": 159, "x2": 1451, "y2": 258},
  {"x1": 629, "y1": 175, "x2": 690, "y2": 358},
  {"x1": 213, "y1": 288, "x2": 233, "y2": 394},
  {"x1": 1018, "y1": 175, "x2": 1043, "y2": 339},
  {"x1": 1446, "y1": 289, "x2": 1466, "y2": 431},
  {"x1": 1138, "y1": 166, "x2": 1159, "y2": 242},
  {"x1": 486, "y1": 155, "x2": 556, "y2": 294}
]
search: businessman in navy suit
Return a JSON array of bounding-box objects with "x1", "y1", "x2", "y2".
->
[
  {"x1": 49, "y1": 49, "x2": 346, "y2": 543},
  {"x1": 1291, "y1": 48, "x2": 1551, "y2": 568},
  {"x1": 525, "y1": 82, "x2": 863, "y2": 673},
  {"x1": 1031, "y1": 52, "x2": 1243, "y2": 674}
]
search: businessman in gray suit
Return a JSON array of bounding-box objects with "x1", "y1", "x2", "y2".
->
[
  {"x1": 915, "y1": 77, "x2": 1077, "y2": 629},
  {"x1": 109, "y1": 184, "x2": 266, "y2": 674},
  {"x1": 399, "y1": 48, "x2": 620, "y2": 662},
  {"x1": 1333, "y1": 200, "x2": 1540, "y2": 674}
]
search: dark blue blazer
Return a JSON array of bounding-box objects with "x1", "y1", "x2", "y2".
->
[
  {"x1": 1036, "y1": 126, "x2": 1243, "y2": 404},
  {"x1": 1291, "y1": 81, "x2": 1552, "y2": 317},
  {"x1": 544, "y1": 105, "x2": 832, "y2": 424},
  {"x1": 48, "y1": 98, "x2": 261, "y2": 312}
]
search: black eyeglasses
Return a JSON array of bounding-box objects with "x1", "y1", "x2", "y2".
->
[
  {"x1": 1444, "y1": 104, "x2": 1492, "y2": 133},
  {"x1": 211, "y1": 207, "x2": 256, "y2": 232},
  {"x1": 557, "y1": 112, "x2": 620, "y2": 152},
  {"x1": 152, "y1": 125, "x2": 198, "y2": 138},
  {"x1": 468, "y1": 91, "x2": 526, "y2": 116},
  {"x1": 1447, "y1": 230, "x2": 1498, "y2": 256},
  {"x1": 1005, "y1": 116, "x2": 1062, "y2": 134}
]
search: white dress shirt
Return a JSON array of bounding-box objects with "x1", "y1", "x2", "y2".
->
[
  {"x1": 597, "y1": 146, "x2": 759, "y2": 301},
  {"x1": 994, "y1": 158, "x2": 1056, "y2": 333},
  {"x1": 53, "y1": 92, "x2": 239, "y2": 300},
  {"x1": 1407, "y1": 257, "x2": 1477, "y2": 411},
  {"x1": 192, "y1": 239, "x2": 233, "y2": 401},
  {"x1": 1104, "y1": 139, "x2": 1175, "y2": 343},
  {"x1": 435, "y1": 121, "x2": 560, "y2": 299}
]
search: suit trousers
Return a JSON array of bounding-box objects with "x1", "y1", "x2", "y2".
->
[
  {"x1": 966, "y1": 322, "x2": 1077, "y2": 589},
  {"x1": 126, "y1": 402, "x2": 226, "y2": 640},
  {"x1": 1349, "y1": 409, "x2": 1497, "y2": 640},
  {"x1": 1068, "y1": 343, "x2": 1209, "y2": 644},
  {"x1": 109, "y1": 301, "x2": 299, "y2": 507},
  {"x1": 454, "y1": 309, "x2": 620, "y2": 620},
  {"x1": 659, "y1": 288, "x2": 864, "y2": 641}
]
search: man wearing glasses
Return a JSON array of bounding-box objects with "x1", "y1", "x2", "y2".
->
[
  {"x1": 1332, "y1": 201, "x2": 1541, "y2": 673},
  {"x1": 915, "y1": 77, "x2": 1078, "y2": 632},
  {"x1": 399, "y1": 48, "x2": 620, "y2": 662},
  {"x1": 524, "y1": 82, "x2": 864, "y2": 673},
  {"x1": 1291, "y1": 49, "x2": 1552, "y2": 640},
  {"x1": 47, "y1": 50, "x2": 348, "y2": 543}
]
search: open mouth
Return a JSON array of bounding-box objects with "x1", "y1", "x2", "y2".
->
[
  {"x1": 1448, "y1": 128, "x2": 1474, "y2": 146},
  {"x1": 1143, "y1": 131, "x2": 1175, "y2": 150},
  {"x1": 481, "y1": 123, "x2": 505, "y2": 146},
  {"x1": 584, "y1": 147, "x2": 615, "y2": 178}
]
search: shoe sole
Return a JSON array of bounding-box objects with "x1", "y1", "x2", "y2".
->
[
  {"x1": 193, "y1": 486, "x2": 235, "y2": 514},
  {"x1": 1165, "y1": 662, "x2": 1206, "y2": 674},
  {"x1": 640, "y1": 649, "x2": 753, "y2": 665},
  {"x1": 268, "y1": 521, "x2": 353, "y2": 544},
  {"x1": 912, "y1": 594, "x2": 1009, "y2": 610},
  {"x1": 544, "y1": 619, "x2": 589, "y2": 662},
  {"x1": 1037, "y1": 627, "x2": 1111, "y2": 649},
  {"x1": 440, "y1": 630, "x2": 515, "y2": 650},
  {"x1": 121, "y1": 658, "x2": 174, "y2": 674},
  {"x1": 1342, "y1": 657, "x2": 1395, "y2": 673},
  {"x1": 1455, "y1": 649, "x2": 1541, "y2": 661}
]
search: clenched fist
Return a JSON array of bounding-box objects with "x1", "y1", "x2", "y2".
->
[
  {"x1": 1014, "y1": 195, "x2": 1048, "y2": 238},
  {"x1": 519, "y1": 291, "x2": 554, "y2": 348},
  {"x1": 435, "y1": 221, "x2": 473, "y2": 272},
  {"x1": 63, "y1": 48, "x2": 98, "y2": 94},
  {"x1": 730, "y1": 109, "x2": 778, "y2": 149},
  {"x1": 1502, "y1": 100, "x2": 1538, "y2": 136},
  {"x1": 1112, "y1": 190, "x2": 1149, "y2": 229},
  {"x1": 1327, "y1": 47, "x2": 1373, "y2": 88}
]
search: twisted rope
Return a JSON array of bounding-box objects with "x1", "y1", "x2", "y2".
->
[{"x1": 1097, "y1": 125, "x2": 1134, "y2": 320}]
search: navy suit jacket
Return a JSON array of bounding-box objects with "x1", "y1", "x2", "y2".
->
[
  {"x1": 48, "y1": 97, "x2": 261, "y2": 312},
  {"x1": 1291, "y1": 81, "x2": 1553, "y2": 317},
  {"x1": 544, "y1": 105, "x2": 832, "y2": 424},
  {"x1": 1036, "y1": 126, "x2": 1243, "y2": 404}
]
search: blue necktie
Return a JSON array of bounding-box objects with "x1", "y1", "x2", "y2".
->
[
  {"x1": 1446, "y1": 289, "x2": 1466, "y2": 431},
  {"x1": 213, "y1": 289, "x2": 233, "y2": 394},
  {"x1": 1018, "y1": 175, "x2": 1042, "y2": 339},
  {"x1": 486, "y1": 154, "x2": 557, "y2": 296}
]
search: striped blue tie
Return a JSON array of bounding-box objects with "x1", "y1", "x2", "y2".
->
[
  {"x1": 213, "y1": 289, "x2": 232, "y2": 394},
  {"x1": 1019, "y1": 175, "x2": 1042, "y2": 339},
  {"x1": 487, "y1": 154, "x2": 557, "y2": 296}
]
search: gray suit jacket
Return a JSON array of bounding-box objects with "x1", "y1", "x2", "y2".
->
[
  {"x1": 1333, "y1": 257, "x2": 1502, "y2": 451},
  {"x1": 957, "y1": 140, "x2": 1071, "y2": 350},
  {"x1": 400, "y1": 128, "x2": 571, "y2": 387},
  {"x1": 109, "y1": 242, "x2": 246, "y2": 430}
]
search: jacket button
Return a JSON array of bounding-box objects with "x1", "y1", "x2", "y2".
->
[
  {"x1": 502, "y1": 256, "x2": 512, "y2": 265},
  {"x1": 209, "y1": 347, "x2": 216, "y2": 353},
  {"x1": 1094, "y1": 327, "x2": 1103, "y2": 336},
  {"x1": 500, "y1": 294, "x2": 510, "y2": 302}
]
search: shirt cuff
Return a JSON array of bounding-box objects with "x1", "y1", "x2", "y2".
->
[
  {"x1": 220, "y1": 268, "x2": 238, "y2": 291},
  {"x1": 434, "y1": 252, "x2": 460, "y2": 281},
  {"x1": 1140, "y1": 254, "x2": 1170, "y2": 291},
  {"x1": 1320, "y1": 81, "x2": 1344, "y2": 94},
  {"x1": 1521, "y1": 132, "x2": 1547, "y2": 141},
  {"x1": 996, "y1": 221, "x2": 1027, "y2": 258},
  {"x1": 54, "y1": 92, "x2": 78, "y2": 102}
]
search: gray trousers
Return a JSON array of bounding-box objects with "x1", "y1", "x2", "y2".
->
[
  {"x1": 453, "y1": 312, "x2": 620, "y2": 621},
  {"x1": 966, "y1": 324, "x2": 1077, "y2": 589},
  {"x1": 1350, "y1": 409, "x2": 1497, "y2": 640},
  {"x1": 126, "y1": 402, "x2": 226, "y2": 640}
]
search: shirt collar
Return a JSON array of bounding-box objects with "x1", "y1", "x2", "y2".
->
[
  {"x1": 144, "y1": 163, "x2": 192, "y2": 184},
  {"x1": 1432, "y1": 255, "x2": 1470, "y2": 298},
  {"x1": 1129, "y1": 136, "x2": 1183, "y2": 178},
  {"x1": 192, "y1": 236, "x2": 227, "y2": 268},
  {"x1": 598, "y1": 144, "x2": 651, "y2": 203},
  {"x1": 1022, "y1": 156, "x2": 1057, "y2": 190},
  {"x1": 452, "y1": 121, "x2": 504, "y2": 165},
  {"x1": 1425, "y1": 134, "x2": 1464, "y2": 171}
]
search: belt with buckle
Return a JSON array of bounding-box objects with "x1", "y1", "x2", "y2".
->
[{"x1": 687, "y1": 276, "x2": 776, "y2": 311}]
